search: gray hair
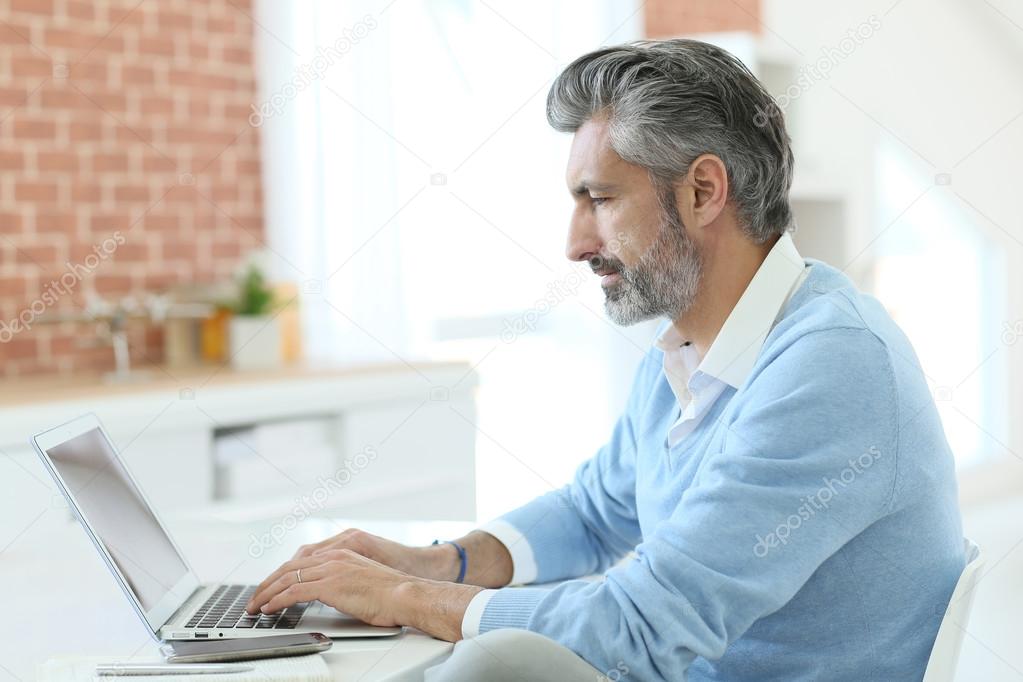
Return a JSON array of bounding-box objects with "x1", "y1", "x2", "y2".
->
[{"x1": 547, "y1": 39, "x2": 794, "y2": 243}]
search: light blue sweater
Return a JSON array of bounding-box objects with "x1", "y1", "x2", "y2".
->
[{"x1": 479, "y1": 260, "x2": 965, "y2": 681}]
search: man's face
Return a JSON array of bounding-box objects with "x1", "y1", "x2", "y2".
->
[{"x1": 565, "y1": 117, "x2": 703, "y2": 325}]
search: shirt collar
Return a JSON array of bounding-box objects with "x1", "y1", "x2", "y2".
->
[{"x1": 655, "y1": 232, "x2": 807, "y2": 389}]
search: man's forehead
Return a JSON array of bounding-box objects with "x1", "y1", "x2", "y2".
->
[{"x1": 565, "y1": 117, "x2": 632, "y2": 190}]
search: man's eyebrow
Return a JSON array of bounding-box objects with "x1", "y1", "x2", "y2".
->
[{"x1": 569, "y1": 180, "x2": 617, "y2": 195}]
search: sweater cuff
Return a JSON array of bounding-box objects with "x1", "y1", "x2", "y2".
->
[
  {"x1": 477, "y1": 519, "x2": 538, "y2": 585},
  {"x1": 460, "y1": 589, "x2": 497, "y2": 639},
  {"x1": 478, "y1": 587, "x2": 549, "y2": 634}
]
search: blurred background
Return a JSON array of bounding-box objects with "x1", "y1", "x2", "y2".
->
[{"x1": 2, "y1": 0, "x2": 1022, "y2": 678}]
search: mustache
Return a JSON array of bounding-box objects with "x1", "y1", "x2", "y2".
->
[{"x1": 588, "y1": 253, "x2": 625, "y2": 276}]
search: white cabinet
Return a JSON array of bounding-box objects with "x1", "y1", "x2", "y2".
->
[{"x1": 0, "y1": 363, "x2": 478, "y2": 545}]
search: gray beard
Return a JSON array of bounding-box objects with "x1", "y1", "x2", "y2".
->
[{"x1": 604, "y1": 202, "x2": 703, "y2": 326}]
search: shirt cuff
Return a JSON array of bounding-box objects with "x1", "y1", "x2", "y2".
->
[
  {"x1": 460, "y1": 589, "x2": 497, "y2": 639},
  {"x1": 477, "y1": 519, "x2": 538, "y2": 585}
]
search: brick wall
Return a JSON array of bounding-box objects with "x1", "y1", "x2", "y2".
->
[
  {"x1": 0, "y1": 0, "x2": 263, "y2": 377},
  {"x1": 645, "y1": 0, "x2": 761, "y2": 37}
]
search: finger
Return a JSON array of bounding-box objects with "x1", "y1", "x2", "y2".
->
[
  {"x1": 247, "y1": 570, "x2": 300, "y2": 614},
  {"x1": 251, "y1": 554, "x2": 326, "y2": 598},
  {"x1": 246, "y1": 556, "x2": 327, "y2": 612},
  {"x1": 294, "y1": 528, "x2": 364, "y2": 560},
  {"x1": 261, "y1": 580, "x2": 325, "y2": 614},
  {"x1": 294, "y1": 536, "x2": 339, "y2": 559}
]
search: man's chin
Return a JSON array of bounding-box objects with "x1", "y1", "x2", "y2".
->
[{"x1": 604, "y1": 298, "x2": 657, "y2": 327}]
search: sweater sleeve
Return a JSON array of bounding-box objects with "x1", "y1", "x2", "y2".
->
[{"x1": 478, "y1": 328, "x2": 900, "y2": 680}]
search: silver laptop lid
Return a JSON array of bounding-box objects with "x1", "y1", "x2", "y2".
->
[{"x1": 32, "y1": 414, "x2": 201, "y2": 638}]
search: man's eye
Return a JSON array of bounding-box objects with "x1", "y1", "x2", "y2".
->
[{"x1": 590, "y1": 196, "x2": 608, "y2": 206}]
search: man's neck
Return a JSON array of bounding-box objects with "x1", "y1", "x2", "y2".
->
[{"x1": 671, "y1": 236, "x2": 777, "y2": 358}]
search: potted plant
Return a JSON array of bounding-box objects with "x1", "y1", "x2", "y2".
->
[{"x1": 228, "y1": 265, "x2": 281, "y2": 370}]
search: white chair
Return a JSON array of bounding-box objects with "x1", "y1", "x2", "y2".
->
[{"x1": 922, "y1": 538, "x2": 985, "y2": 682}]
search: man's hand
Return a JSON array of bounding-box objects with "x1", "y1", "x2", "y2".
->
[
  {"x1": 282, "y1": 527, "x2": 514, "y2": 588},
  {"x1": 243, "y1": 548, "x2": 482, "y2": 641},
  {"x1": 285, "y1": 528, "x2": 461, "y2": 582}
]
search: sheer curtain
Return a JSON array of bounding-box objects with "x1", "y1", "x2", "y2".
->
[
  {"x1": 254, "y1": 0, "x2": 650, "y2": 518},
  {"x1": 871, "y1": 140, "x2": 1007, "y2": 468}
]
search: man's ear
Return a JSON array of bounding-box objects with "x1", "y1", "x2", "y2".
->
[{"x1": 679, "y1": 154, "x2": 729, "y2": 229}]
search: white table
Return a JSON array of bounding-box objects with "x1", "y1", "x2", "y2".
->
[{"x1": 3, "y1": 509, "x2": 474, "y2": 681}]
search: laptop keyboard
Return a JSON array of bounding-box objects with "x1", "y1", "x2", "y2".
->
[{"x1": 185, "y1": 584, "x2": 310, "y2": 630}]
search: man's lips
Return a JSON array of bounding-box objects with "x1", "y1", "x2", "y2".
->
[{"x1": 600, "y1": 272, "x2": 622, "y2": 287}]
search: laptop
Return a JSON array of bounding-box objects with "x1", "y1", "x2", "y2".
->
[{"x1": 31, "y1": 413, "x2": 401, "y2": 641}]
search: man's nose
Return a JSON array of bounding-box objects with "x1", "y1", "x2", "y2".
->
[{"x1": 565, "y1": 206, "x2": 601, "y2": 263}]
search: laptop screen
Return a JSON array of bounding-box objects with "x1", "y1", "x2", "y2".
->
[{"x1": 45, "y1": 426, "x2": 190, "y2": 611}]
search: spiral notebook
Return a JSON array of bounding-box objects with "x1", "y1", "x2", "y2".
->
[{"x1": 37, "y1": 653, "x2": 331, "y2": 682}]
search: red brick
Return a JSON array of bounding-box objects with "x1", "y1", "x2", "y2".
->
[
  {"x1": 68, "y1": 60, "x2": 107, "y2": 82},
  {"x1": 107, "y1": 3, "x2": 148, "y2": 26},
  {"x1": 107, "y1": 241, "x2": 147, "y2": 261},
  {"x1": 92, "y1": 153, "x2": 128, "y2": 172},
  {"x1": 94, "y1": 274, "x2": 132, "y2": 294},
  {"x1": 143, "y1": 215, "x2": 179, "y2": 231},
  {"x1": 2, "y1": 337, "x2": 39, "y2": 360},
  {"x1": 69, "y1": 120, "x2": 103, "y2": 141},
  {"x1": 65, "y1": 1, "x2": 94, "y2": 21},
  {"x1": 40, "y1": 88, "x2": 89, "y2": 109},
  {"x1": 142, "y1": 154, "x2": 176, "y2": 172},
  {"x1": 138, "y1": 35, "x2": 175, "y2": 57},
  {"x1": 12, "y1": 118, "x2": 56, "y2": 141},
  {"x1": 11, "y1": 56, "x2": 53, "y2": 78},
  {"x1": 212, "y1": 240, "x2": 241, "y2": 258},
  {"x1": 0, "y1": 150, "x2": 25, "y2": 169},
  {"x1": 15, "y1": 181, "x2": 59, "y2": 201},
  {"x1": 221, "y1": 47, "x2": 252, "y2": 66},
  {"x1": 156, "y1": 9, "x2": 193, "y2": 30},
  {"x1": 88, "y1": 212, "x2": 128, "y2": 231},
  {"x1": 35, "y1": 211, "x2": 76, "y2": 233},
  {"x1": 122, "y1": 65, "x2": 157, "y2": 87},
  {"x1": 9, "y1": 0, "x2": 54, "y2": 16},
  {"x1": 0, "y1": 277, "x2": 28, "y2": 298},
  {"x1": 114, "y1": 185, "x2": 152, "y2": 202},
  {"x1": 143, "y1": 271, "x2": 185, "y2": 290},
  {"x1": 10, "y1": 243, "x2": 59, "y2": 264},
  {"x1": 49, "y1": 333, "x2": 79, "y2": 356},
  {"x1": 206, "y1": 14, "x2": 237, "y2": 34},
  {"x1": 139, "y1": 95, "x2": 175, "y2": 116},
  {"x1": 0, "y1": 20, "x2": 35, "y2": 46},
  {"x1": 0, "y1": 86, "x2": 33, "y2": 107},
  {"x1": 82, "y1": 91, "x2": 128, "y2": 112},
  {"x1": 37, "y1": 151, "x2": 78, "y2": 172},
  {"x1": 44, "y1": 28, "x2": 96, "y2": 50},
  {"x1": 162, "y1": 241, "x2": 196, "y2": 260},
  {"x1": 0, "y1": 212, "x2": 24, "y2": 233},
  {"x1": 70, "y1": 182, "x2": 101, "y2": 202},
  {"x1": 190, "y1": 41, "x2": 210, "y2": 61}
]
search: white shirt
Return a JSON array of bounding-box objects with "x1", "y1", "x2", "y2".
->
[
  {"x1": 657, "y1": 232, "x2": 809, "y2": 447},
  {"x1": 462, "y1": 232, "x2": 809, "y2": 638}
]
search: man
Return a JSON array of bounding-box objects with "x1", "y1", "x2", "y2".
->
[{"x1": 245, "y1": 39, "x2": 964, "y2": 681}]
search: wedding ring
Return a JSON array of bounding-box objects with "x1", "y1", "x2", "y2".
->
[{"x1": 296, "y1": 568, "x2": 303, "y2": 583}]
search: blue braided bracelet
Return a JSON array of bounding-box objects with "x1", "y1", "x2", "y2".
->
[{"x1": 432, "y1": 539, "x2": 467, "y2": 583}]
